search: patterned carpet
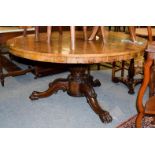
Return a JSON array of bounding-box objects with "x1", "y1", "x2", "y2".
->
[{"x1": 117, "y1": 115, "x2": 155, "y2": 128}]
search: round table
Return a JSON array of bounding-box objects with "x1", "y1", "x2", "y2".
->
[{"x1": 7, "y1": 31, "x2": 147, "y2": 123}]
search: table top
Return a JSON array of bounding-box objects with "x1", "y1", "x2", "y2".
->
[{"x1": 7, "y1": 31, "x2": 147, "y2": 64}]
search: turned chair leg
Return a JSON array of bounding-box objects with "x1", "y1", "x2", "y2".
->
[
  {"x1": 70, "y1": 26, "x2": 76, "y2": 50},
  {"x1": 47, "y1": 26, "x2": 52, "y2": 44},
  {"x1": 83, "y1": 26, "x2": 88, "y2": 40},
  {"x1": 0, "y1": 54, "x2": 4, "y2": 86},
  {"x1": 112, "y1": 61, "x2": 116, "y2": 82},
  {"x1": 121, "y1": 61, "x2": 125, "y2": 78},
  {"x1": 58, "y1": 26, "x2": 63, "y2": 34},
  {"x1": 149, "y1": 62, "x2": 155, "y2": 97},
  {"x1": 35, "y1": 26, "x2": 39, "y2": 41},
  {"x1": 88, "y1": 26, "x2": 105, "y2": 41},
  {"x1": 128, "y1": 26, "x2": 136, "y2": 42}
]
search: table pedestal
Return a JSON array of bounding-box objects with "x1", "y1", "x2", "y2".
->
[{"x1": 30, "y1": 65, "x2": 112, "y2": 123}]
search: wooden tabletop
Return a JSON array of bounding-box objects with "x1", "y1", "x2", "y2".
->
[{"x1": 7, "y1": 31, "x2": 147, "y2": 64}]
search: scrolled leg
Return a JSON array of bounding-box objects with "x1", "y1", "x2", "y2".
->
[
  {"x1": 80, "y1": 83, "x2": 112, "y2": 123},
  {"x1": 30, "y1": 78, "x2": 69, "y2": 100}
]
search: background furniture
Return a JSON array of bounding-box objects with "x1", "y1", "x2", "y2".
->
[
  {"x1": 111, "y1": 27, "x2": 148, "y2": 94},
  {"x1": 0, "y1": 27, "x2": 34, "y2": 86},
  {"x1": 136, "y1": 46, "x2": 155, "y2": 128},
  {"x1": 134, "y1": 26, "x2": 155, "y2": 96}
]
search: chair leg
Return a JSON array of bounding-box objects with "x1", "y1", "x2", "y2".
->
[
  {"x1": 58, "y1": 26, "x2": 63, "y2": 34},
  {"x1": 100, "y1": 26, "x2": 105, "y2": 41},
  {"x1": 128, "y1": 26, "x2": 136, "y2": 42},
  {"x1": 128, "y1": 59, "x2": 135, "y2": 94},
  {"x1": 88, "y1": 26, "x2": 105, "y2": 41},
  {"x1": 88, "y1": 26, "x2": 99, "y2": 41},
  {"x1": 112, "y1": 61, "x2": 116, "y2": 82},
  {"x1": 35, "y1": 26, "x2": 39, "y2": 41},
  {"x1": 23, "y1": 27, "x2": 27, "y2": 37},
  {"x1": 136, "y1": 113, "x2": 144, "y2": 128},
  {"x1": 121, "y1": 61, "x2": 125, "y2": 78},
  {"x1": 47, "y1": 26, "x2": 52, "y2": 44},
  {"x1": 83, "y1": 26, "x2": 88, "y2": 40},
  {"x1": 70, "y1": 26, "x2": 75, "y2": 50},
  {"x1": 149, "y1": 62, "x2": 155, "y2": 97},
  {"x1": 97, "y1": 64, "x2": 100, "y2": 70},
  {"x1": 0, "y1": 54, "x2": 4, "y2": 86}
]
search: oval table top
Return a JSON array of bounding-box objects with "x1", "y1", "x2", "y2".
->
[{"x1": 7, "y1": 31, "x2": 147, "y2": 64}]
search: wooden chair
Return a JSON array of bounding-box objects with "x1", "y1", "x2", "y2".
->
[
  {"x1": 22, "y1": 26, "x2": 88, "y2": 50},
  {"x1": 136, "y1": 44, "x2": 155, "y2": 128},
  {"x1": 34, "y1": 26, "x2": 105, "y2": 47},
  {"x1": 129, "y1": 26, "x2": 155, "y2": 96}
]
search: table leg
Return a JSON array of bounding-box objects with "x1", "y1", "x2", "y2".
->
[
  {"x1": 30, "y1": 65, "x2": 112, "y2": 123},
  {"x1": 112, "y1": 59, "x2": 143, "y2": 94},
  {"x1": 127, "y1": 59, "x2": 142, "y2": 94},
  {"x1": 80, "y1": 83, "x2": 112, "y2": 123},
  {"x1": 0, "y1": 54, "x2": 4, "y2": 86},
  {"x1": 30, "y1": 78, "x2": 69, "y2": 100}
]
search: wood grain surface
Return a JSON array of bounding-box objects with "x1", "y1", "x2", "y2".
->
[{"x1": 7, "y1": 31, "x2": 147, "y2": 64}]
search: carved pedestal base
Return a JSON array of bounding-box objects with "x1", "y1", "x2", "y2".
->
[{"x1": 30, "y1": 65, "x2": 112, "y2": 123}]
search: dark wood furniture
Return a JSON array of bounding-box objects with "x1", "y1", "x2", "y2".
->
[
  {"x1": 136, "y1": 45, "x2": 155, "y2": 128},
  {"x1": 111, "y1": 27, "x2": 148, "y2": 94},
  {"x1": 0, "y1": 27, "x2": 35, "y2": 86},
  {"x1": 7, "y1": 31, "x2": 147, "y2": 123}
]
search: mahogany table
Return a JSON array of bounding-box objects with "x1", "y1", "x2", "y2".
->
[{"x1": 7, "y1": 31, "x2": 147, "y2": 123}]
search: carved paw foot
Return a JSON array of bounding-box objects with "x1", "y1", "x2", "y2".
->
[
  {"x1": 99, "y1": 111, "x2": 112, "y2": 123},
  {"x1": 29, "y1": 91, "x2": 40, "y2": 100}
]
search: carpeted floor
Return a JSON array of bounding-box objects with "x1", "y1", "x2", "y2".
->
[
  {"x1": 117, "y1": 115, "x2": 155, "y2": 128},
  {"x1": 0, "y1": 53, "x2": 149, "y2": 128}
]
